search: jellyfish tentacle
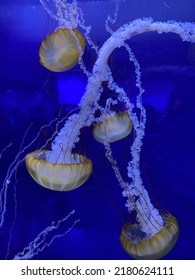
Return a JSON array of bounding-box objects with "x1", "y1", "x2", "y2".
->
[
  {"x1": 13, "y1": 210, "x2": 79, "y2": 260},
  {"x1": 40, "y1": 0, "x2": 79, "y2": 29},
  {"x1": 104, "y1": 142, "x2": 164, "y2": 236}
]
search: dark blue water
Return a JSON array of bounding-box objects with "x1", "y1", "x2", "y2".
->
[{"x1": 0, "y1": 0, "x2": 195, "y2": 260}]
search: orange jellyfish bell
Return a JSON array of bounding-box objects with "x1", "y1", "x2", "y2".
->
[
  {"x1": 39, "y1": 28, "x2": 85, "y2": 72},
  {"x1": 93, "y1": 111, "x2": 132, "y2": 143},
  {"x1": 25, "y1": 150, "x2": 92, "y2": 191},
  {"x1": 120, "y1": 214, "x2": 179, "y2": 260}
]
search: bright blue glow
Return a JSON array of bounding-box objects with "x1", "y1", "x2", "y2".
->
[
  {"x1": 57, "y1": 74, "x2": 87, "y2": 105},
  {"x1": 143, "y1": 78, "x2": 175, "y2": 111}
]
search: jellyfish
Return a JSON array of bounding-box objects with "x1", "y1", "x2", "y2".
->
[
  {"x1": 120, "y1": 214, "x2": 179, "y2": 260},
  {"x1": 25, "y1": 150, "x2": 92, "y2": 191},
  {"x1": 39, "y1": 28, "x2": 85, "y2": 72},
  {"x1": 27, "y1": 1, "x2": 195, "y2": 259},
  {"x1": 93, "y1": 111, "x2": 132, "y2": 143},
  {"x1": 39, "y1": 0, "x2": 85, "y2": 72}
]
